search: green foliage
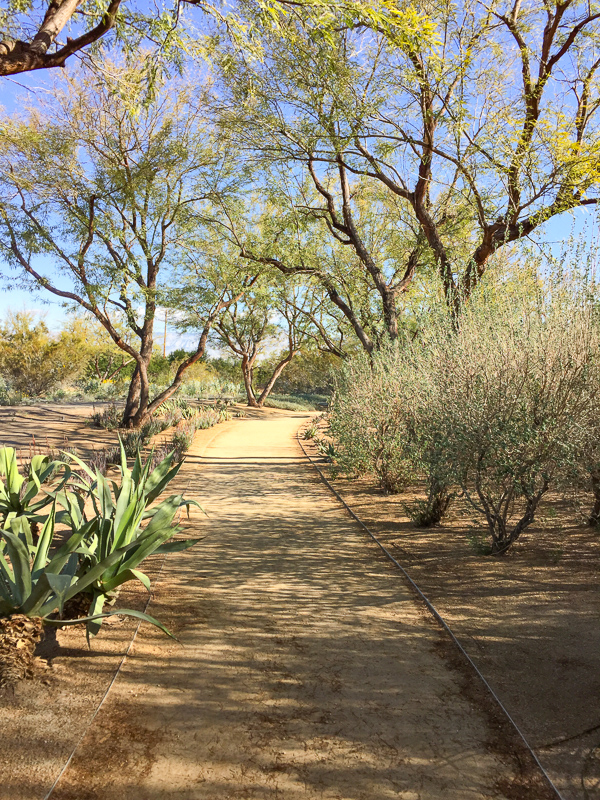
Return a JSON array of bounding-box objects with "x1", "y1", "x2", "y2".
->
[
  {"x1": 315, "y1": 438, "x2": 337, "y2": 463},
  {"x1": 331, "y1": 276, "x2": 600, "y2": 551},
  {"x1": 0, "y1": 442, "x2": 200, "y2": 641},
  {"x1": 330, "y1": 347, "x2": 418, "y2": 494},
  {"x1": 302, "y1": 423, "x2": 319, "y2": 440},
  {"x1": 264, "y1": 394, "x2": 327, "y2": 411},
  {"x1": 0, "y1": 447, "x2": 67, "y2": 528},
  {"x1": 90, "y1": 404, "x2": 122, "y2": 431},
  {"x1": 0, "y1": 312, "x2": 83, "y2": 397},
  {"x1": 65, "y1": 444, "x2": 200, "y2": 638},
  {"x1": 417, "y1": 292, "x2": 600, "y2": 552},
  {"x1": 259, "y1": 350, "x2": 339, "y2": 396}
]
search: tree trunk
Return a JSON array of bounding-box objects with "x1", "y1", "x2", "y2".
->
[
  {"x1": 121, "y1": 350, "x2": 152, "y2": 428},
  {"x1": 256, "y1": 352, "x2": 297, "y2": 407},
  {"x1": 122, "y1": 367, "x2": 142, "y2": 427},
  {"x1": 241, "y1": 355, "x2": 259, "y2": 408}
]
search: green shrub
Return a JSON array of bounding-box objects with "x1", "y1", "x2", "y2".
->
[
  {"x1": 90, "y1": 404, "x2": 122, "y2": 430},
  {"x1": 330, "y1": 348, "x2": 417, "y2": 494},
  {"x1": 417, "y1": 295, "x2": 600, "y2": 552},
  {"x1": 330, "y1": 278, "x2": 600, "y2": 551}
]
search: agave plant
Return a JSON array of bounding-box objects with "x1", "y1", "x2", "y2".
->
[
  {"x1": 0, "y1": 448, "x2": 68, "y2": 529},
  {"x1": 303, "y1": 423, "x2": 319, "y2": 440},
  {"x1": 0, "y1": 442, "x2": 201, "y2": 686},
  {"x1": 0, "y1": 507, "x2": 172, "y2": 685},
  {"x1": 64, "y1": 442, "x2": 201, "y2": 638},
  {"x1": 316, "y1": 439, "x2": 338, "y2": 463}
]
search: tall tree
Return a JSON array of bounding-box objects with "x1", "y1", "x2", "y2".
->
[
  {"x1": 212, "y1": 0, "x2": 600, "y2": 315},
  {"x1": 0, "y1": 66, "x2": 240, "y2": 426},
  {"x1": 212, "y1": 176, "x2": 431, "y2": 354}
]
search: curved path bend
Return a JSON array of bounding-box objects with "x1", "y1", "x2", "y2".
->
[{"x1": 51, "y1": 411, "x2": 525, "y2": 800}]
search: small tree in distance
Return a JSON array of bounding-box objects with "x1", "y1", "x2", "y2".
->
[{"x1": 214, "y1": 284, "x2": 317, "y2": 408}]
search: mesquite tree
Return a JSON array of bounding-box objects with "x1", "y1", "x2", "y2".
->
[
  {"x1": 0, "y1": 67, "x2": 237, "y2": 426},
  {"x1": 211, "y1": 178, "x2": 428, "y2": 355}
]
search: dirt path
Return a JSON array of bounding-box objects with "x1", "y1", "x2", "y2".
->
[{"x1": 26, "y1": 412, "x2": 550, "y2": 799}]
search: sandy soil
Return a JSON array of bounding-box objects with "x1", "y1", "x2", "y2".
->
[
  {"x1": 0, "y1": 402, "x2": 118, "y2": 458},
  {"x1": 0, "y1": 409, "x2": 554, "y2": 800},
  {"x1": 301, "y1": 421, "x2": 600, "y2": 800}
]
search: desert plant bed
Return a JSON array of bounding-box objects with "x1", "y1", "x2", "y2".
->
[{"x1": 301, "y1": 418, "x2": 600, "y2": 800}]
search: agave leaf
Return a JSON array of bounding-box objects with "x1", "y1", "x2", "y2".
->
[
  {"x1": 63, "y1": 451, "x2": 96, "y2": 481},
  {"x1": 102, "y1": 568, "x2": 151, "y2": 594},
  {"x1": 45, "y1": 531, "x2": 87, "y2": 573},
  {"x1": 84, "y1": 592, "x2": 106, "y2": 640},
  {"x1": 0, "y1": 448, "x2": 23, "y2": 494},
  {"x1": 43, "y1": 607, "x2": 178, "y2": 642},
  {"x1": 95, "y1": 471, "x2": 114, "y2": 519},
  {"x1": 0, "y1": 547, "x2": 17, "y2": 603},
  {"x1": 49, "y1": 538, "x2": 142, "y2": 609},
  {"x1": 45, "y1": 572, "x2": 77, "y2": 615},
  {"x1": 113, "y1": 469, "x2": 133, "y2": 529},
  {"x1": 113, "y1": 529, "x2": 174, "y2": 575},
  {"x1": 31, "y1": 504, "x2": 57, "y2": 576},
  {"x1": 21, "y1": 467, "x2": 43, "y2": 507},
  {"x1": 113, "y1": 497, "x2": 145, "y2": 551},
  {"x1": 117, "y1": 438, "x2": 130, "y2": 477},
  {"x1": 153, "y1": 537, "x2": 203, "y2": 554},
  {"x1": 0, "y1": 530, "x2": 31, "y2": 606},
  {"x1": 131, "y1": 450, "x2": 143, "y2": 485},
  {"x1": 144, "y1": 453, "x2": 181, "y2": 504},
  {"x1": 53, "y1": 490, "x2": 85, "y2": 528},
  {"x1": 8, "y1": 516, "x2": 34, "y2": 551},
  {"x1": 143, "y1": 494, "x2": 200, "y2": 538}
]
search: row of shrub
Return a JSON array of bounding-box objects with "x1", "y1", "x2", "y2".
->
[
  {"x1": 330, "y1": 282, "x2": 600, "y2": 554},
  {"x1": 89, "y1": 400, "x2": 232, "y2": 473}
]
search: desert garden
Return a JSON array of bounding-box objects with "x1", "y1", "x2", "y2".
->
[{"x1": 1, "y1": 1, "x2": 600, "y2": 798}]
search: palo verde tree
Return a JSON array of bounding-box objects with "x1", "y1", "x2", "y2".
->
[
  {"x1": 0, "y1": 0, "x2": 409, "y2": 78},
  {"x1": 212, "y1": 0, "x2": 600, "y2": 316},
  {"x1": 0, "y1": 65, "x2": 236, "y2": 426},
  {"x1": 211, "y1": 174, "x2": 433, "y2": 355},
  {"x1": 0, "y1": 0, "x2": 194, "y2": 77},
  {"x1": 213, "y1": 280, "x2": 323, "y2": 407}
]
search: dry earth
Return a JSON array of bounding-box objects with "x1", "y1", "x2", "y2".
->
[
  {"x1": 0, "y1": 403, "x2": 118, "y2": 457},
  {"x1": 0, "y1": 406, "x2": 581, "y2": 799}
]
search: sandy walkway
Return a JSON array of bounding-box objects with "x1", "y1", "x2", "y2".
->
[{"x1": 40, "y1": 411, "x2": 541, "y2": 799}]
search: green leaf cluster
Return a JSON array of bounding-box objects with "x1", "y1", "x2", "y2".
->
[{"x1": 0, "y1": 441, "x2": 200, "y2": 641}]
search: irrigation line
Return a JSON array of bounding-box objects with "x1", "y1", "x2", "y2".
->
[
  {"x1": 42, "y1": 422, "x2": 228, "y2": 800},
  {"x1": 297, "y1": 429, "x2": 564, "y2": 800}
]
